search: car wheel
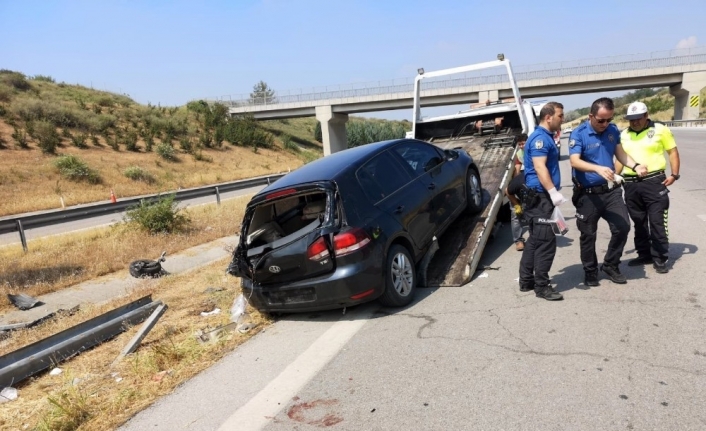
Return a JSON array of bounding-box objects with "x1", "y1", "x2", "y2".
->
[
  {"x1": 378, "y1": 244, "x2": 416, "y2": 307},
  {"x1": 464, "y1": 169, "x2": 483, "y2": 215},
  {"x1": 129, "y1": 259, "x2": 163, "y2": 278}
]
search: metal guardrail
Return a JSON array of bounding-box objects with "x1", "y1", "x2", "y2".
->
[
  {"x1": 663, "y1": 119, "x2": 706, "y2": 127},
  {"x1": 208, "y1": 46, "x2": 706, "y2": 108},
  {"x1": 0, "y1": 173, "x2": 286, "y2": 250}
]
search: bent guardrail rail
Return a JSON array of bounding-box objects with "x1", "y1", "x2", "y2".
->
[{"x1": 0, "y1": 173, "x2": 286, "y2": 250}]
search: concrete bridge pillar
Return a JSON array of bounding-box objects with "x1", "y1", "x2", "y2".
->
[
  {"x1": 315, "y1": 105, "x2": 349, "y2": 156},
  {"x1": 670, "y1": 71, "x2": 706, "y2": 120}
]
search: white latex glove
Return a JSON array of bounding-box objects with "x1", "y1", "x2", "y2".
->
[
  {"x1": 547, "y1": 187, "x2": 566, "y2": 206},
  {"x1": 607, "y1": 174, "x2": 623, "y2": 189}
]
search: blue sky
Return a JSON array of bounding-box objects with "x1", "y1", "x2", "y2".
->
[{"x1": 2, "y1": 0, "x2": 705, "y2": 120}]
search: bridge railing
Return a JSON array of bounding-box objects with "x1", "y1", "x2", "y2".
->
[
  {"x1": 209, "y1": 46, "x2": 706, "y2": 109},
  {"x1": 663, "y1": 119, "x2": 706, "y2": 127}
]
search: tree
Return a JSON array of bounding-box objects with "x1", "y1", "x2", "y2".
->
[{"x1": 249, "y1": 81, "x2": 276, "y2": 105}]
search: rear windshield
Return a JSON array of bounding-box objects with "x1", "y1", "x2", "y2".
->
[{"x1": 245, "y1": 191, "x2": 331, "y2": 247}]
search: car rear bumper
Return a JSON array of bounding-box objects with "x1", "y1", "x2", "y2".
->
[{"x1": 241, "y1": 247, "x2": 385, "y2": 313}]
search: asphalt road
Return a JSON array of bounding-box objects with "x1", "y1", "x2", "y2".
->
[
  {"x1": 0, "y1": 185, "x2": 265, "y2": 246},
  {"x1": 119, "y1": 128, "x2": 706, "y2": 431}
]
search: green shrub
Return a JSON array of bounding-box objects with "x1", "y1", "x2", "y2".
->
[
  {"x1": 53, "y1": 155, "x2": 101, "y2": 183},
  {"x1": 32, "y1": 75, "x2": 55, "y2": 83},
  {"x1": 71, "y1": 132, "x2": 88, "y2": 149},
  {"x1": 192, "y1": 148, "x2": 213, "y2": 162},
  {"x1": 282, "y1": 134, "x2": 300, "y2": 152},
  {"x1": 145, "y1": 133, "x2": 154, "y2": 152},
  {"x1": 125, "y1": 130, "x2": 139, "y2": 152},
  {"x1": 96, "y1": 96, "x2": 114, "y2": 107},
  {"x1": 179, "y1": 136, "x2": 192, "y2": 153},
  {"x1": 123, "y1": 166, "x2": 155, "y2": 184},
  {"x1": 124, "y1": 194, "x2": 190, "y2": 234},
  {"x1": 90, "y1": 134, "x2": 100, "y2": 146},
  {"x1": 11, "y1": 127, "x2": 28, "y2": 148},
  {"x1": 35, "y1": 120, "x2": 61, "y2": 154},
  {"x1": 0, "y1": 87, "x2": 11, "y2": 103},
  {"x1": 156, "y1": 142, "x2": 177, "y2": 161},
  {"x1": 0, "y1": 71, "x2": 31, "y2": 91}
]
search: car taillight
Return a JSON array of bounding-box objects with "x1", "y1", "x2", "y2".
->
[
  {"x1": 334, "y1": 228, "x2": 371, "y2": 257},
  {"x1": 307, "y1": 237, "x2": 330, "y2": 261}
]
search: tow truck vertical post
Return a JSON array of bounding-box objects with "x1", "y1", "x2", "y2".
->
[{"x1": 411, "y1": 55, "x2": 535, "y2": 286}]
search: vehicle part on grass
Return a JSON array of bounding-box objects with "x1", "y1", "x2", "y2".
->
[
  {"x1": 111, "y1": 302, "x2": 168, "y2": 367},
  {"x1": 129, "y1": 251, "x2": 167, "y2": 278}
]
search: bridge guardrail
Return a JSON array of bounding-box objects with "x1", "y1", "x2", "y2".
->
[
  {"x1": 663, "y1": 119, "x2": 706, "y2": 127},
  {"x1": 0, "y1": 173, "x2": 286, "y2": 250}
]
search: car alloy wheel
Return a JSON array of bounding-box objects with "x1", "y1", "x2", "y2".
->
[
  {"x1": 391, "y1": 251, "x2": 414, "y2": 297},
  {"x1": 379, "y1": 244, "x2": 416, "y2": 307}
]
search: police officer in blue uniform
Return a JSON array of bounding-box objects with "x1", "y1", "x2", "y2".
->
[
  {"x1": 520, "y1": 102, "x2": 566, "y2": 301},
  {"x1": 569, "y1": 97, "x2": 647, "y2": 286}
]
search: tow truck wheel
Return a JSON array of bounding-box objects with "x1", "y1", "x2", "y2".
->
[
  {"x1": 465, "y1": 169, "x2": 483, "y2": 215},
  {"x1": 379, "y1": 245, "x2": 416, "y2": 307}
]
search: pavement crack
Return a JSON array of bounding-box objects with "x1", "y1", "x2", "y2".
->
[{"x1": 487, "y1": 309, "x2": 531, "y2": 351}]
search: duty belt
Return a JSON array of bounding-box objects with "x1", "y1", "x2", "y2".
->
[
  {"x1": 581, "y1": 182, "x2": 622, "y2": 195},
  {"x1": 622, "y1": 170, "x2": 665, "y2": 183}
]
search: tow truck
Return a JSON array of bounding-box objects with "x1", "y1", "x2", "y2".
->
[{"x1": 410, "y1": 55, "x2": 538, "y2": 286}]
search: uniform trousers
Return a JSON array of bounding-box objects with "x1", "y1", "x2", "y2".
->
[
  {"x1": 623, "y1": 173, "x2": 670, "y2": 261},
  {"x1": 574, "y1": 186, "x2": 631, "y2": 274},
  {"x1": 519, "y1": 194, "x2": 556, "y2": 289}
]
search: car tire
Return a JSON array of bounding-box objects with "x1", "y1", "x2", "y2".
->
[
  {"x1": 464, "y1": 169, "x2": 483, "y2": 215},
  {"x1": 378, "y1": 244, "x2": 416, "y2": 307},
  {"x1": 129, "y1": 259, "x2": 163, "y2": 278}
]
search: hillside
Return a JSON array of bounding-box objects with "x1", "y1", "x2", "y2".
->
[{"x1": 0, "y1": 71, "x2": 413, "y2": 217}]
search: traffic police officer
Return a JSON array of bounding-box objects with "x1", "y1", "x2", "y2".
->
[
  {"x1": 569, "y1": 97, "x2": 647, "y2": 286},
  {"x1": 615, "y1": 101, "x2": 681, "y2": 274},
  {"x1": 520, "y1": 101, "x2": 565, "y2": 301}
]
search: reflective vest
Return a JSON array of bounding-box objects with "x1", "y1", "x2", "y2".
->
[{"x1": 620, "y1": 122, "x2": 676, "y2": 175}]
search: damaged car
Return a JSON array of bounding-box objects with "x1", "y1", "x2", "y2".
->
[{"x1": 227, "y1": 138, "x2": 483, "y2": 313}]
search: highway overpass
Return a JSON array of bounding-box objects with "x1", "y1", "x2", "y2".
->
[{"x1": 215, "y1": 46, "x2": 706, "y2": 154}]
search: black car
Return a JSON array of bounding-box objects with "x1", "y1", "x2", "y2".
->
[{"x1": 227, "y1": 138, "x2": 483, "y2": 313}]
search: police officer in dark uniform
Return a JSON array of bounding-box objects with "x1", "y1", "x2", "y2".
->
[
  {"x1": 616, "y1": 101, "x2": 681, "y2": 273},
  {"x1": 519, "y1": 101, "x2": 566, "y2": 301},
  {"x1": 569, "y1": 97, "x2": 647, "y2": 286}
]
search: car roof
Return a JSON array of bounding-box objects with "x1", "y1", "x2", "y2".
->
[{"x1": 257, "y1": 139, "x2": 402, "y2": 194}]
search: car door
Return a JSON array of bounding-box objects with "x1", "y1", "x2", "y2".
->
[
  {"x1": 391, "y1": 141, "x2": 464, "y2": 233},
  {"x1": 356, "y1": 150, "x2": 434, "y2": 250}
]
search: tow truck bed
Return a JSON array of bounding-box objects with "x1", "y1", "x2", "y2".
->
[{"x1": 426, "y1": 130, "x2": 519, "y2": 286}]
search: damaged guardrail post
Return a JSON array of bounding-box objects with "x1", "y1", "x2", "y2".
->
[
  {"x1": 111, "y1": 303, "x2": 168, "y2": 367},
  {"x1": 17, "y1": 220, "x2": 27, "y2": 253}
]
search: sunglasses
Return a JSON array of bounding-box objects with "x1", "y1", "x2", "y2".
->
[{"x1": 592, "y1": 116, "x2": 613, "y2": 124}]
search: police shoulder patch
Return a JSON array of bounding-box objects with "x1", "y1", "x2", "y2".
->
[
  {"x1": 535, "y1": 140, "x2": 543, "y2": 149},
  {"x1": 569, "y1": 139, "x2": 576, "y2": 148}
]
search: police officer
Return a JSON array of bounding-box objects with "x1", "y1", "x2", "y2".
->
[
  {"x1": 569, "y1": 97, "x2": 647, "y2": 286},
  {"x1": 519, "y1": 102, "x2": 565, "y2": 301},
  {"x1": 615, "y1": 101, "x2": 681, "y2": 274}
]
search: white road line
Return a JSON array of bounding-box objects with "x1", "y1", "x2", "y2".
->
[{"x1": 217, "y1": 308, "x2": 372, "y2": 431}]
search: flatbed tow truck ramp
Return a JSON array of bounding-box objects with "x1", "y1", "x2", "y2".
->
[{"x1": 409, "y1": 56, "x2": 537, "y2": 286}]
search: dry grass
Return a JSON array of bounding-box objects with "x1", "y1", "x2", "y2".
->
[
  {"x1": 0, "y1": 259, "x2": 272, "y2": 431},
  {"x1": 0, "y1": 194, "x2": 254, "y2": 312},
  {"x1": 0, "y1": 118, "x2": 317, "y2": 216}
]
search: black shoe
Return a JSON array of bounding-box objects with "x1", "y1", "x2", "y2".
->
[
  {"x1": 584, "y1": 272, "x2": 599, "y2": 287},
  {"x1": 653, "y1": 259, "x2": 669, "y2": 274},
  {"x1": 535, "y1": 285, "x2": 563, "y2": 301},
  {"x1": 628, "y1": 256, "x2": 653, "y2": 266},
  {"x1": 601, "y1": 264, "x2": 627, "y2": 284},
  {"x1": 519, "y1": 285, "x2": 534, "y2": 292}
]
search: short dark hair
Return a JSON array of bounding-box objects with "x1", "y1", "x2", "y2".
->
[
  {"x1": 539, "y1": 102, "x2": 564, "y2": 121},
  {"x1": 517, "y1": 133, "x2": 528, "y2": 142},
  {"x1": 590, "y1": 97, "x2": 614, "y2": 115}
]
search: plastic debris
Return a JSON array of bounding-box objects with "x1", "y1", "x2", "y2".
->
[
  {"x1": 478, "y1": 272, "x2": 489, "y2": 278},
  {"x1": 49, "y1": 368, "x2": 62, "y2": 376},
  {"x1": 0, "y1": 387, "x2": 18, "y2": 403},
  {"x1": 200, "y1": 308, "x2": 221, "y2": 317}
]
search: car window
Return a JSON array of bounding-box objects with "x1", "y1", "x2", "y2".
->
[
  {"x1": 392, "y1": 141, "x2": 443, "y2": 177},
  {"x1": 356, "y1": 151, "x2": 411, "y2": 204}
]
